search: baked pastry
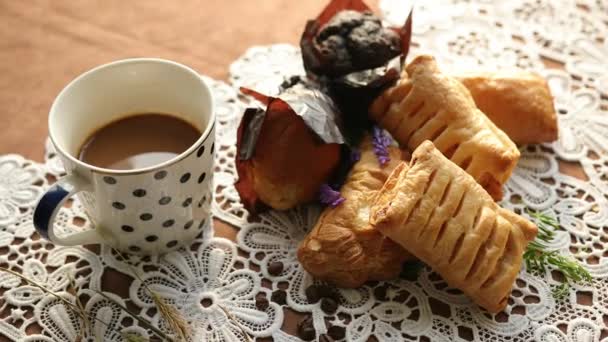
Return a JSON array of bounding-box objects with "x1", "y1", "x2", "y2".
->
[
  {"x1": 370, "y1": 55, "x2": 520, "y2": 200},
  {"x1": 370, "y1": 141, "x2": 537, "y2": 313},
  {"x1": 298, "y1": 136, "x2": 412, "y2": 287},
  {"x1": 300, "y1": 0, "x2": 413, "y2": 146},
  {"x1": 455, "y1": 71, "x2": 558, "y2": 145},
  {"x1": 235, "y1": 87, "x2": 342, "y2": 212},
  {"x1": 304, "y1": 10, "x2": 402, "y2": 78},
  {"x1": 236, "y1": 107, "x2": 340, "y2": 211}
]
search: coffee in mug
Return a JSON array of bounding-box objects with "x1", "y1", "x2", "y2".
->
[
  {"x1": 33, "y1": 58, "x2": 215, "y2": 255},
  {"x1": 78, "y1": 113, "x2": 201, "y2": 170}
]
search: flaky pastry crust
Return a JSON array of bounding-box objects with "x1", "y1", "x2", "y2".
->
[
  {"x1": 370, "y1": 55, "x2": 520, "y2": 200},
  {"x1": 455, "y1": 70, "x2": 558, "y2": 145},
  {"x1": 370, "y1": 141, "x2": 537, "y2": 313},
  {"x1": 298, "y1": 136, "x2": 412, "y2": 287},
  {"x1": 247, "y1": 109, "x2": 341, "y2": 210}
]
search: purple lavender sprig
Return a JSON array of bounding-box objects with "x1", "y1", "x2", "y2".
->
[
  {"x1": 319, "y1": 183, "x2": 345, "y2": 208},
  {"x1": 350, "y1": 149, "x2": 361, "y2": 163},
  {"x1": 372, "y1": 126, "x2": 392, "y2": 166}
]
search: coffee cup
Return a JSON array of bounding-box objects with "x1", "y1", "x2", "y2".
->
[{"x1": 34, "y1": 58, "x2": 215, "y2": 255}]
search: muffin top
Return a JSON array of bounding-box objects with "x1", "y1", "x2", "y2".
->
[{"x1": 314, "y1": 10, "x2": 401, "y2": 77}]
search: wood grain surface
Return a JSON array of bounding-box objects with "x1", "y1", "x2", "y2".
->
[{"x1": 0, "y1": 0, "x2": 378, "y2": 160}]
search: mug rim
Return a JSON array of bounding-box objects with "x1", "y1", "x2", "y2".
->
[{"x1": 48, "y1": 57, "x2": 215, "y2": 175}]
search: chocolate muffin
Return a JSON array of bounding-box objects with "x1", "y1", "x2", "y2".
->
[
  {"x1": 312, "y1": 10, "x2": 401, "y2": 77},
  {"x1": 299, "y1": 1, "x2": 412, "y2": 146}
]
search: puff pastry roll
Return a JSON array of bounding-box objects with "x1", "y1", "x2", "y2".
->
[
  {"x1": 370, "y1": 141, "x2": 537, "y2": 313},
  {"x1": 455, "y1": 71, "x2": 558, "y2": 145},
  {"x1": 298, "y1": 136, "x2": 412, "y2": 288},
  {"x1": 370, "y1": 55, "x2": 519, "y2": 200}
]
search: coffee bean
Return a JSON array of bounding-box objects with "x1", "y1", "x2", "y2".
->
[
  {"x1": 319, "y1": 334, "x2": 335, "y2": 342},
  {"x1": 300, "y1": 326, "x2": 316, "y2": 341},
  {"x1": 267, "y1": 261, "x2": 284, "y2": 276},
  {"x1": 305, "y1": 285, "x2": 322, "y2": 303},
  {"x1": 256, "y1": 297, "x2": 269, "y2": 311},
  {"x1": 327, "y1": 325, "x2": 346, "y2": 340},
  {"x1": 271, "y1": 290, "x2": 287, "y2": 305},
  {"x1": 374, "y1": 286, "x2": 388, "y2": 301},
  {"x1": 320, "y1": 297, "x2": 338, "y2": 314},
  {"x1": 400, "y1": 260, "x2": 424, "y2": 281},
  {"x1": 297, "y1": 316, "x2": 316, "y2": 341},
  {"x1": 318, "y1": 284, "x2": 337, "y2": 300}
]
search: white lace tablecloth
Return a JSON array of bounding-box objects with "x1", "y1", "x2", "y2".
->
[{"x1": 1, "y1": 0, "x2": 607, "y2": 341}]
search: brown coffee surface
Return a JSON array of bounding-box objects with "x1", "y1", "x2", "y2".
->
[{"x1": 78, "y1": 113, "x2": 201, "y2": 170}]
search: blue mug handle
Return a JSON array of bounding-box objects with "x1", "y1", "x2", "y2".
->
[{"x1": 34, "y1": 174, "x2": 104, "y2": 246}]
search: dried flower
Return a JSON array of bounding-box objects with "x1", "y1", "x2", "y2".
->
[
  {"x1": 68, "y1": 275, "x2": 91, "y2": 341},
  {"x1": 218, "y1": 305, "x2": 253, "y2": 342},
  {"x1": 112, "y1": 248, "x2": 190, "y2": 341},
  {"x1": 150, "y1": 292, "x2": 189, "y2": 341},
  {"x1": 372, "y1": 126, "x2": 392, "y2": 166},
  {"x1": 350, "y1": 148, "x2": 361, "y2": 163},
  {"x1": 319, "y1": 183, "x2": 345, "y2": 207},
  {"x1": 0, "y1": 266, "x2": 175, "y2": 342},
  {"x1": 0, "y1": 267, "x2": 114, "y2": 340},
  {"x1": 122, "y1": 333, "x2": 150, "y2": 342}
]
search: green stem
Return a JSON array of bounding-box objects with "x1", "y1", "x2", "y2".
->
[{"x1": 524, "y1": 211, "x2": 592, "y2": 300}]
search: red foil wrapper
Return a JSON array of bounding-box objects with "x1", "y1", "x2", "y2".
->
[
  {"x1": 235, "y1": 87, "x2": 343, "y2": 213},
  {"x1": 300, "y1": 0, "x2": 412, "y2": 145}
]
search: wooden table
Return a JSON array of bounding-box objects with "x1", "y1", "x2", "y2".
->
[{"x1": 0, "y1": 0, "x2": 378, "y2": 160}]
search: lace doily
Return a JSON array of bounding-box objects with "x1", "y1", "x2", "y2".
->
[{"x1": 1, "y1": 0, "x2": 607, "y2": 340}]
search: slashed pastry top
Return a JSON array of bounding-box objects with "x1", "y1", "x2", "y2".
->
[
  {"x1": 370, "y1": 141, "x2": 537, "y2": 313},
  {"x1": 370, "y1": 55, "x2": 520, "y2": 200},
  {"x1": 297, "y1": 136, "x2": 412, "y2": 288},
  {"x1": 455, "y1": 70, "x2": 558, "y2": 145}
]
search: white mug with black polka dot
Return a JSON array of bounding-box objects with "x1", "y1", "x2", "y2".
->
[{"x1": 34, "y1": 58, "x2": 215, "y2": 255}]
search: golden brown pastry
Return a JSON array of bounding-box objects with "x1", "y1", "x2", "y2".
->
[
  {"x1": 455, "y1": 71, "x2": 558, "y2": 145},
  {"x1": 235, "y1": 105, "x2": 341, "y2": 212},
  {"x1": 370, "y1": 141, "x2": 537, "y2": 313},
  {"x1": 370, "y1": 55, "x2": 520, "y2": 200},
  {"x1": 245, "y1": 114, "x2": 340, "y2": 210},
  {"x1": 298, "y1": 136, "x2": 412, "y2": 288}
]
